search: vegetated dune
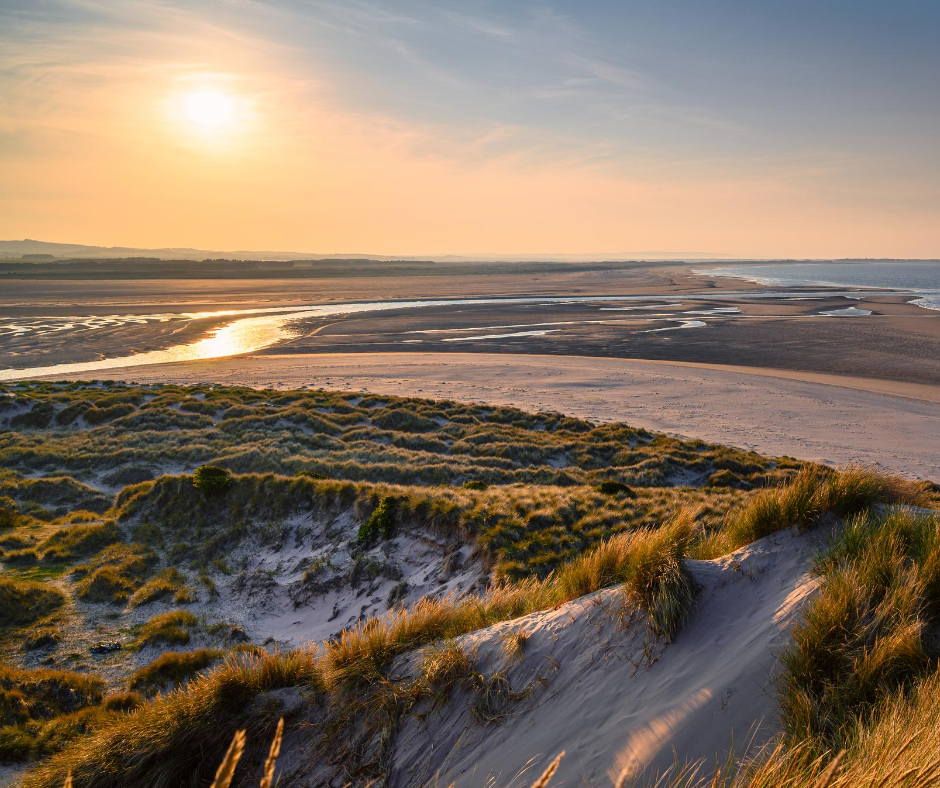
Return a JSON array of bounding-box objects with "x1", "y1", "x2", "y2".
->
[
  {"x1": 4, "y1": 382, "x2": 940, "y2": 788},
  {"x1": 368, "y1": 528, "x2": 817, "y2": 787}
]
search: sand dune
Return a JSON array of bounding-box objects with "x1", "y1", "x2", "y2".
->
[
  {"x1": 63, "y1": 351, "x2": 940, "y2": 480},
  {"x1": 387, "y1": 528, "x2": 817, "y2": 786}
]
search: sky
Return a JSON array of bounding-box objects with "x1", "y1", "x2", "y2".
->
[{"x1": 0, "y1": 0, "x2": 938, "y2": 258}]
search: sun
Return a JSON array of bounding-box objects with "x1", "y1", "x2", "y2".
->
[{"x1": 185, "y1": 89, "x2": 235, "y2": 129}]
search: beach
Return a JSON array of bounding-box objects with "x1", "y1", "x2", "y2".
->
[{"x1": 6, "y1": 262, "x2": 940, "y2": 479}]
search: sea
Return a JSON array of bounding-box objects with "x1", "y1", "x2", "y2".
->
[{"x1": 701, "y1": 261, "x2": 940, "y2": 311}]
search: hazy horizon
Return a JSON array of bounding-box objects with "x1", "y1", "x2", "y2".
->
[{"x1": 2, "y1": 237, "x2": 940, "y2": 264}]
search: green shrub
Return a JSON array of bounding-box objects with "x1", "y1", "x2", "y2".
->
[
  {"x1": 192, "y1": 465, "x2": 232, "y2": 495},
  {"x1": 595, "y1": 480, "x2": 636, "y2": 497},
  {"x1": 357, "y1": 496, "x2": 398, "y2": 545}
]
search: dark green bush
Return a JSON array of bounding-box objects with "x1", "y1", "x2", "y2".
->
[
  {"x1": 595, "y1": 480, "x2": 636, "y2": 497},
  {"x1": 192, "y1": 466, "x2": 232, "y2": 495},
  {"x1": 357, "y1": 497, "x2": 398, "y2": 545},
  {"x1": 0, "y1": 496, "x2": 19, "y2": 529}
]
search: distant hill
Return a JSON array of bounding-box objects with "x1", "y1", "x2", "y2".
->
[{"x1": 0, "y1": 239, "x2": 735, "y2": 263}]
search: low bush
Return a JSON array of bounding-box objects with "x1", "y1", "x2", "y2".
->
[
  {"x1": 192, "y1": 465, "x2": 232, "y2": 495},
  {"x1": 595, "y1": 480, "x2": 636, "y2": 497},
  {"x1": 357, "y1": 496, "x2": 398, "y2": 545}
]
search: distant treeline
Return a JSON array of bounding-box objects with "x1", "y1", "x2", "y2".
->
[{"x1": 0, "y1": 257, "x2": 664, "y2": 279}]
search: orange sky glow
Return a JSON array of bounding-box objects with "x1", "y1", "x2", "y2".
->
[{"x1": 1, "y1": 2, "x2": 937, "y2": 259}]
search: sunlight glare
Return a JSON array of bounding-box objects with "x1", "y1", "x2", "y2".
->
[{"x1": 185, "y1": 89, "x2": 234, "y2": 129}]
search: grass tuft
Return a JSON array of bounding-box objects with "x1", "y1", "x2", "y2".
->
[{"x1": 0, "y1": 577, "x2": 65, "y2": 627}]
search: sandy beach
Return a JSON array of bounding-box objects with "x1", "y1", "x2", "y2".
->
[{"x1": 63, "y1": 350, "x2": 940, "y2": 480}]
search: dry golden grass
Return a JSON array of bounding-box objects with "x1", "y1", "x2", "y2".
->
[
  {"x1": 325, "y1": 512, "x2": 697, "y2": 691},
  {"x1": 692, "y1": 465, "x2": 928, "y2": 560},
  {"x1": 20, "y1": 650, "x2": 319, "y2": 788},
  {"x1": 643, "y1": 666, "x2": 940, "y2": 788}
]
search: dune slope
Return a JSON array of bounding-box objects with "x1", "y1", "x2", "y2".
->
[{"x1": 388, "y1": 527, "x2": 820, "y2": 788}]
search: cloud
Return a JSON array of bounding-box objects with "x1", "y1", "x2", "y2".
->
[{"x1": 0, "y1": 0, "x2": 936, "y2": 256}]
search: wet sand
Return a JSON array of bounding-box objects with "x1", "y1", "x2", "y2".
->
[
  {"x1": 270, "y1": 292, "x2": 940, "y2": 386},
  {"x1": 4, "y1": 266, "x2": 940, "y2": 386},
  {"x1": 6, "y1": 265, "x2": 940, "y2": 478}
]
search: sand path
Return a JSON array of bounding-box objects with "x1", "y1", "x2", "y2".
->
[{"x1": 50, "y1": 351, "x2": 940, "y2": 480}]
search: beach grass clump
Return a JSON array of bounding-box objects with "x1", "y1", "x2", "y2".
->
[
  {"x1": 697, "y1": 465, "x2": 926, "y2": 559},
  {"x1": 18, "y1": 649, "x2": 321, "y2": 788},
  {"x1": 418, "y1": 641, "x2": 477, "y2": 711},
  {"x1": 622, "y1": 514, "x2": 698, "y2": 638},
  {"x1": 129, "y1": 568, "x2": 191, "y2": 607},
  {"x1": 0, "y1": 665, "x2": 107, "y2": 762},
  {"x1": 135, "y1": 610, "x2": 199, "y2": 648},
  {"x1": 11, "y1": 402, "x2": 55, "y2": 430},
  {"x1": 777, "y1": 509, "x2": 940, "y2": 748},
  {"x1": 128, "y1": 649, "x2": 224, "y2": 695},
  {"x1": 647, "y1": 665, "x2": 940, "y2": 788},
  {"x1": 100, "y1": 693, "x2": 144, "y2": 713},
  {"x1": 2, "y1": 547, "x2": 40, "y2": 566},
  {"x1": 0, "y1": 577, "x2": 66, "y2": 627},
  {"x1": 595, "y1": 480, "x2": 636, "y2": 497},
  {"x1": 38, "y1": 521, "x2": 119, "y2": 563},
  {"x1": 75, "y1": 543, "x2": 158, "y2": 604},
  {"x1": 0, "y1": 496, "x2": 20, "y2": 530}
]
